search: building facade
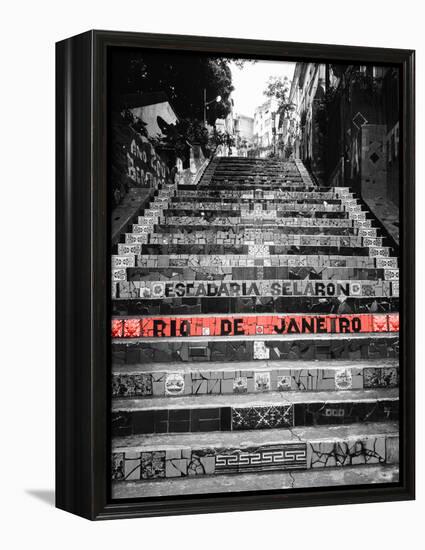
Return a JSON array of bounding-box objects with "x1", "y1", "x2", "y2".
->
[
  {"x1": 234, "y1": 114, "x2": 254, "y2": 156},
  {"x1": 285, "y1": 62, "x2": 400, "y2": 241},
  {"x1": 253, "y1": 98, "x2": 279, "y2": 155},
  {"x1": 285, "y1": 63, "x2": 327, "y2": 181}
]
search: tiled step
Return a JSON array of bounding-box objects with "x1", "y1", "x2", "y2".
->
[
  {"x1": 193, "y1": 184, "x2": 330, "y2": 192},
  {"x1": 161, "y1": 208, "x2": 364, "y2": 218},
  {"x1": 112, "y1": 296, "x2": 399, "y2": 316},
  {"x1": 111, "y1": 388, "x2": 398, "y2": 435},
  {"x1": 170, "y1": 194, "x2": 347, "y2": 203},
  {"x1": 111, "y1": 313, "x2": 399, "y2": 339},
  {"x1": 111, "y1": 422, "x2": 399, "y2": 483},
  {"x1": 210, "y1": 178, "x2": 305, "y2": 184},
  {"x1": 110, "y1": 156, "x2": 400, "y2": 497},
  {"x1": 156, "y1": 222, "x2": 374, "y2": 237},
  {"x1": 162, "y1": 206, "x2": 363, "y2": 216},
  {"x1": 149, "y1": 228, "x2": 384, "y2": 246},
  {"x1": 133, "y1": 253, "x2": 397, "y2": 268},
  {"x1": 147, "y1": 232, "x2": 383, "y2": 248},
  {"x1": 130, "y1": 244, "x2": 393, "y2": 257},
  {"x1": 170, "y1": 198, "x2": 347, "y2": 206},
  {"x1": 141, "y1": 211, "x2": 356, "y2": 221},
  {"x1": 178, "y1": 186, "x2": 350, "y2": 196},
  {"x1": 125, "y1": 266, "x2": 395, "y2": 282},
  {"x1": 120, "y1": 279, "x2": 396, "y2": 299},
  {"x1": 112, "y1": 463, "x2": 399, "y2": 498},
  {"x1": 111, "y1": 333, "x2": 399, "y2": 365},
  {"x1": 112, "y1": 359, "x2": 399, "y2": 398},
  {"x1": 203, "y1": 170, "x2": 303, "y2": 176}
]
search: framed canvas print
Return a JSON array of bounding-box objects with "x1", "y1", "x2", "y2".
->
[{"x1": 56, "y1": 30, "x2": 415, "y2": 520}]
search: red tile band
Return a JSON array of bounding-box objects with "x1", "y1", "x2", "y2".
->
[{"x1": 111, "y1": 313, "x2": 399, "y2": 338}]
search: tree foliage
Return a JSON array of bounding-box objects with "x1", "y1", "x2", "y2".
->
[
  {"x1": 263, "y1": 75, "x2": 294, "y2": 117},
  {"x1": 110, "y1": 50, "x2": 243, "y2": 125},
  {"x1": 156, "y1": 118, "x2": 210, "y2": 157}
]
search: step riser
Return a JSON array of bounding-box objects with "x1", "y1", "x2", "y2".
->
[
  {"x1": 146, "y1": 234, "x2": 383, "y2": 248},
  {"x1": 210, "y1": 175, "x2": 304, "y2": 180},
  {"x1": 158, "y1": 217, "x2": 364, "y2": 228},
  {"x1": 125, "y1": 267, "x2": 395, "y2": 281},
  {"x1": 152, "y1": 226, "x2": 382, "y2": 239},
  {"x1": 122, "y1": 244, "x2": 392, "y2": 257},
  {"x1": 111, "y1": 399, "x2": 399, "y2": 436},
  {"x1": 160, "y1": 204, "x2": 347, "y2": 212},
  {"x1": 136, "y1": 212, "x2": 354, "y2": 223},
  {"x1": 111, "y1": 296, "x2": 400, "y2": 316},
  {"x1": 159, "y1": 198, "x2": 359, "y2": 208},
  {"x1": 112, "y1": 365, "x2": 399, "y2": 398},
  {"x1": 178, "y1": 187, "x2": 350, "y2": 196},
  {"x1": 167, "y1": 200, "x2": 346, "y2": 208},
  {"x1": 154, "y1": 224, "x2": 374, "y2": 237},
  {"x1": 118, "y1": 279, "x2": 397, "y2": 299},
  {"x1": 132, "y1": 254, "x2": 397, "y2": 269},
  {"x1": 112, "y1": 336, "x2": 399, "y2": 364},
  {"x1": 112, "y1": 433, "x2": 399, "y2": 481},
  {"x1": 112, "y1": 314, "x2": 399, "y2": 339},
  {"x1": 171, "y1": 195, "x2": 347, "y2": 203}
]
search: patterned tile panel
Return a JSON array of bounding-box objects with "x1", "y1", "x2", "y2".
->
[{"x1": 231, "y1": 405, "x2": 294, "y2": 430}]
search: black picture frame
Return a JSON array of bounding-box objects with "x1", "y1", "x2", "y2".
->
[{"x1": 56, "y1": 30, "x2": 415, "y2": 520}]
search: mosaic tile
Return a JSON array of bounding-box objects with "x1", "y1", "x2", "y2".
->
[
  {"x1": 253, "y1": 341, "x2": 270, "y2": 360},
  {"x1": 233, "y1": 376, "x2": 248, "y2": 393},
  {"x1": 215, "y1": 443, "x2": 307, "y2": 473},
  {"x1": 308, "y1": 437, "x2": 386, "y2": 468},
  {"x1": 254, "y1": 372, "x2": 271, "y2": 392},
  {"x1": 112, "y1": 255, "x2": 136, "y2": 268},
  {"x1": 112, "y1": 268, "x2": 127, "y2": 282},
  {"x1": 112, "y1": 373, "x2": 153, "y2": 397},
  {"x1": 141, "y1": 451, "x2": 166, "y2": 479},
  {"x1": 231, "y1": 404, "x2": 294, "y2": 430},
  {"x1": 112, "y1": 453, "x2": 125, "y2": 480},
  {"x1": 334, "y1": 368, "x2": 353, "y2": 390},
  {"x1": 277, "y1": 375, "x2": 292, "y2": 391},
  {"x1": 164, "y1": 373, "x2": 185, "y2": 396},
  {"x1": 363, "y1": 366, "x2": 399, "y2": 388}
]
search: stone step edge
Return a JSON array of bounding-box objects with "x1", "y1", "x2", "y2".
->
[
  {"x1": 112, "y1": 387, "x2": 399, "y2": 412},
  {"x1": 112, "y1": 358, "x2": 398, "y2": 374},
  {"x1": 111, "y1": 465, "x2": 400, "y2": 497},
  {"x1": 112, "y1": 421, "x2": 399, "y2": 451},
  {"x1": 112, "y1": 331, "x2": 400, "y2": 345}
]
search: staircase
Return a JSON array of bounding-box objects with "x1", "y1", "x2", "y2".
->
[{"x1": 110, "y1": 156, "x2": 399, "y2": 498}]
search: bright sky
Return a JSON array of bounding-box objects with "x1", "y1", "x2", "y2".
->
[{"x1": 230, "y1": 60, "x2": 296, "y2": 119}]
